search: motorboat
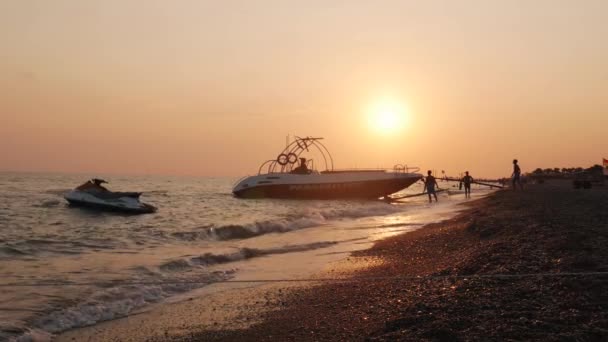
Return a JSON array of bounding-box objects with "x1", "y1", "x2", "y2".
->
[
  {"x1": 232, "y1": 137, "x2": 423, "y2": 199},
  {"x1": 64, "y1": 179, "x2": 157, "y2": 214}
]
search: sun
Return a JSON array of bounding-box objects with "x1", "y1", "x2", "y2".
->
[{"x1": 367, "y1": 99, "x2": 408, "y2": 134}]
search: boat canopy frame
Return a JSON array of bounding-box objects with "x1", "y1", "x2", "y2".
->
[
  {"x1": 256, "y1": 136, "x2": 420, "y2": 175},
  {"x1": 258, "y1": 136, "x2": 333, "y2": 175}
]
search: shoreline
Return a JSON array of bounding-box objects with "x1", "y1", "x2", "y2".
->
[
  {"x1": 52, "y1": 194, "x2": 470, "y2": 342},
  {"x1": 54, "y1": 245, "x2": 386, "y2": 342},
  {"x1": 169, "y1": 184, "x2": 608, "y2": 341}
]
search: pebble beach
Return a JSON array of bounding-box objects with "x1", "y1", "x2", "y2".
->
[{"x1": 169, "y1": 182, "x2": 608, "y2": 341}]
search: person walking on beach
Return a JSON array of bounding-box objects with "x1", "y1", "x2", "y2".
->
[
  {"x1": 424, "y1": 170, "x2": 440, "y2": 203},
  {"x1": 512, "y1": 159, "x2": 523, "y2": 190},
  {"x1": 462, "y1": 171, "x2": 474, "y2": 198}
]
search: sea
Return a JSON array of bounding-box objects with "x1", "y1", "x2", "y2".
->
[{"x1": 0, "y1": 172, "x2": 490, "y2": 341}]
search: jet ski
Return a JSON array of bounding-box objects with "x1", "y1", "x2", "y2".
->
[{"x1": 64, "y1": 179, "x2": 157, "y2": 214}]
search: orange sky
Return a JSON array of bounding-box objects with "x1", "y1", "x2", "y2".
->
[{"x1": 1, "y1": 0, "x2": 607, "y2": 178}]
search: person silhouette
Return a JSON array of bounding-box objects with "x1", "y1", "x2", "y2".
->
[
  {"x1": 76, "y1": 178, "x2": 109, "y2": 192},
  {"x1": 462, "y1": 171, "x2": 474, "y2": 198},
  {"x1": 512, "y1": 159, "x2": 523, "y2": 190},
  {"x1": 292, "y1": 158, "x2": 310, "y2": 174},
  {"x1": 424, "y1": 170, "x2": 440, "y2": 202},
  {"x1": 91, "y1": 178, "x2": 109, "y2": 191}
]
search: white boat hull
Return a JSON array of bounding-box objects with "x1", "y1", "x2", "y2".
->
[
  {"x1": 64, "y1": 191, "x2": 157, "y2": 214},
  {"x1": 233, "y1": 171, "x2": 422, "y2": 199}
]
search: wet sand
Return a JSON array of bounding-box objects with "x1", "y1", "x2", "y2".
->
[{"x1": 168, "y1": 183, "x2": 608, "y2": 341}]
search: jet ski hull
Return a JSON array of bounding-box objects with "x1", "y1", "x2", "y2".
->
[
  {"x1": 64, "y1": 191, "x2": 157, "y2": 214},
  {"x1": 233, "y1": 172, "x2": 422, "y2": 199}
]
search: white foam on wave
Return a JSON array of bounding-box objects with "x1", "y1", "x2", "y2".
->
[
  {"x1": 160, "y1": 241, "x2": 339, "y2": 272},
  {"x1": 173, "y1": 202, "x2": 405, "y2": 241},
  {"x1": 8, "y1": 271, "x2": 233, "y2": 342},
  {"x1": 296, "y1": 202, "x2": 404, "y2": 221}
]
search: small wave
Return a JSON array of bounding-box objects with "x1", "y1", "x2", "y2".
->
[
  {"x1": 18, "y1": 238, "x2": 115, "y2": 250},
  {"x1": 343, "y1": 222, "x2": 424, "y2": 231},
  {"x1": 159, "y1": 259, "x2": 192, "y2": 272},
  {"x1": 145, "y1": 190, "x2": 169, "y2": 195},
  {"x1": 312, "y1": 204, "x2": 403, "y2": 221},
  {"x1": 170, "y1": 218, "x2": 324, "y2": 242},
  {"x1": 10, "y1": 271, "x2": 233, "y2": 341},
  {"x1": 171, "y1": 230, "x2": 212, "y2": 241},
  {"x1": 213, "y1": 217, "x2": 324, "y2": 240},
  {"x1": 160, "y1": 241, "x2": 338, "y2": 272},
  {"x1": 377, "y1": 222, "x2": 422, "y2": 228},
  {"x1": 172, "y1": 203, "x2": 403, "y2": 242},
  {"x1": 32, "y1": 200, "x2": 61, "y2": 208},
  {"x1": 210, "y1": 203, "x2": 403, "y2": 240},
  {"x1": 44, "y1": 189, "x2": 70, "y2": 196},
  {"x1": 192, "y1": 241, "x2": 338, "y2": 266},
  {"x1": 130, "y1": 266, "x2": 161, "y2": 277},
  {"x1": 0, "y1": 239, "x2": 117, "y2": 260},
  {"x1": 23, "y1": 239, "x2": 63, "y2": 245},
  {"x1": 209, "y1": 218, "x2": 322, "y2": 240},
  {"x1": 0, "y1": 246, "x2": 29, "y2": 256}
]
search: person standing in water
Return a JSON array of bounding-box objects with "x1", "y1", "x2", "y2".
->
[
  {"x1": 424, "y1": 170, "x2": 440, "y2": 203},
  {"x1": 461, "y1": 171, "x2": 474, "y2": 198},
  {"x1": 512, "y1": 159, "x2": 523, "y2": 190}
]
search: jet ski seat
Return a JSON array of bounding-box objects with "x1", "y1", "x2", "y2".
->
[{"x1": 89, "y1": 191, "x2": 142, "y2": 199}]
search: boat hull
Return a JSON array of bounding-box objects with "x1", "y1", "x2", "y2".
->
[
  {"x1": 233, "y1": 172, "x2": 422, "y2": 199},
  {"x1": 64, "y1": 191, "x2": 157, "y2": 214}
]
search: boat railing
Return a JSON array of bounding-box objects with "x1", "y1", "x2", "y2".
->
[
  {"x1": 258, "y1": 157, "x2": 319, "y2": 175},
  {"x1": 253, "y1": 136, "x2": 420, "y2": 175},
  {"x1": 254, "y1": 165, "x2": 421, "y2": 175},
  {"x1": 258, "y1": 160, "x2": 279, "y2": 175},
  {"x1": 321, "y1": 166, "x2": 420, "y2": 174},
  {"x1": 255, "y1": 136, "x2": 334, "y2": 175},
  {"x1": 393, "y1": 164, "x2": 420, "y2": 173}
]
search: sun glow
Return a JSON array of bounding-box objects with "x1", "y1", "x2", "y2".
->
[{"x1": 367, "y1": 99, "x2": 408, "y2": 134}]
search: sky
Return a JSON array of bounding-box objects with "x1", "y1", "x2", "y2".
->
[{"x1": 1, "y1": 0, "x2": 607, "y2": 178}]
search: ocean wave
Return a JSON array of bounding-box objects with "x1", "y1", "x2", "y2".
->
[
  {"x1": 22, "y1": 239, "x2": 63, "y2": 246},
  {"x1": 344, "y1": 222, "x2": 424, "y2": 230},
  {"x1": 172, "y1": 203, "x2": 404, "y2": 242},
  {"x1": 169, "y1": 218, "x2": 325, "y2": 242},
  {"x1": 377, "y1": 222, "x2": 423, "y2": 228},
  {"x1": 0, "y1": 246, "x2": 29, "y2": 256},
  {"x1": 144, "y1": 190, "x2": 169, "y2": 197},
  {"x1": 43, "y1": 189, "x2": 70, "y2": 196},
  {"x1": 130, "y1": 266, "x2": 162, "y2": 277},
  {"x1": 306, "y1": 203, "x2": 404, "y2": 221},
  {"x1": 32, "y1": 199, "x2": 61, "y2": 208},
  {"x1": 160, "y1": 241, "x2": 338, "y2": 272},
  {"x1": 195, "y1": 241, "x2": 338, "y2": 265},
  {"x1": 8, "y1": 271, "x2": 234, "y2": 341},
  {"x1": 0, "y1": 239, "x2": 118, "y2": 260},
  {"x1": 159, "y1": 259, "x2": 193, "y2": 272},
  {"x1": 210, "y1": 215, "x2": 325, "y2": 240}
]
